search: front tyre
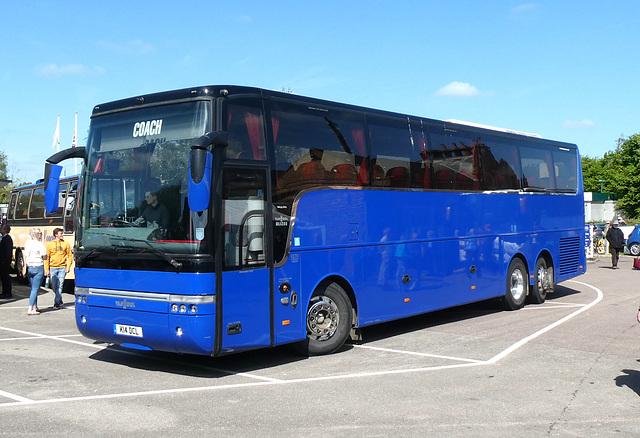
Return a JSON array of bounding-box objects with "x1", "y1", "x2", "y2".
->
[
  {"x1": 304, "y1": 283, "x2": 352, "y2": 356},
  {"x1": 501, "y1": 258, "x2": 528, "y2": 310}
]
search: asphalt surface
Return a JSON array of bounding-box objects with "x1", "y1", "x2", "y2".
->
[{"x1": 1, "y1": 254, "x2": 639, "y2": 437}]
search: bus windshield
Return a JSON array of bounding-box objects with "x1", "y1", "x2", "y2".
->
[{"x1": 78, "y1": 101, "x2": 211, "y2": 255}]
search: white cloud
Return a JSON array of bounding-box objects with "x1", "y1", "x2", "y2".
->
[
  {"x1": 98, "y1": 39, "x2": 155, "y2": 55},
  {"x1": 509, "y1": 3, "x2": 539, "y2": 19},
  {"x1": 435, "y1": 81, "x2": 480, "y2": 97},
  {"x1": 34, "y1": 64, "x2": 104, "y2": 76},
  {"x1": 561, "y1": 119, "x2": 596, "y2": 130}
]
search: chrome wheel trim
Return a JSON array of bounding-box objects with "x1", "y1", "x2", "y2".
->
[{"x1": 306, "y1": 296, "x2": 339, "y2": 341}]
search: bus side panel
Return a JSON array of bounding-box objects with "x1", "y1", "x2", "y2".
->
[
  {"x1": 291, "y1": 189, "x2": 584, "y2": 326},
  {"x1": 273, "y1": 256, "x2": 307, "y2": 345}
]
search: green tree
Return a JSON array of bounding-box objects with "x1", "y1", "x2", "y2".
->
[
  {"x1": 583, "y1": 133, "x2": 640, "y2": 218},
  {"x1": 0, "y1": 151, "x2": 11, "y2": 204},
  {"x1": 613, "y1": 134, "x2": 640, "y2": 218}
]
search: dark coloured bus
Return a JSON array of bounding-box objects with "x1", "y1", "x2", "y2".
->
[{"x1": 43, "y1": 86, "x2": 585, "y2": 356}]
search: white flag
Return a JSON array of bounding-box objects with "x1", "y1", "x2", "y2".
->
[
  {"x1": 52, "y1": 114, "x2": 60, "y2": 150},
  {"x1": 71, "y1": 112, "x2": 78, "y2": 147}
]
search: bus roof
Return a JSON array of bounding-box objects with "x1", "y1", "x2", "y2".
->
[{"x1": 91, "y1": 85, "x2": 575, "y2": 148}]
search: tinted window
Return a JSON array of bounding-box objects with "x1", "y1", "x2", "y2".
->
[
  {"x1": 225, "y1": 100, "x2": 267, "y2": 161},
  {"x1": 429, "y1": 127, "x2": 480, "y2": 191},
  {"x1": 521, "y1": 146, "x2": 554, "y2": 190},
  {"x1": 7, "y1": 193, "x2": 17, "y2": 220},
  {"x1": 552, "y1": 148, "x2": 578, "y2": 193},
  {"x1": 270, "y1": 101, "x2": 365, "y2": 200},
  {"x1": 367, "y1": 116, "x2": 414, "y2": 188},
  {"x1": 16, "y1": 190, "x2": 31, "y2": 219},
  {"x1": 29, "y1": 187, "x2": 45, "y2": 218},
  {"x1": 479, "y1": 136, "x2": 521, "y2": 190}
]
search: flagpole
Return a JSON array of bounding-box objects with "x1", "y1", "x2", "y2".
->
[{"x1": 52, "y1": 114, "x2": 60, "y2": 152}]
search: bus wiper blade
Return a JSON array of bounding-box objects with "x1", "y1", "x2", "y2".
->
[
  {"x1": 76, "y1": 247, "x2": 112, "y2": 264},
  {"x1": 108, "y1": 235, "x2": 184, "y2": 271}
]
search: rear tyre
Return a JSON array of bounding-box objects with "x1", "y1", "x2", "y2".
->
[
  {"x1": 303, "y1": 283, "x2": 352, "y2": 356},
  {"x1": 15, "y1": 251, "x2": 28, "y2": 284},
  {"x1": 629, "y1": 242, "x2": 640, "y2": 257},
  {"x1": 528, "y1": 257, "x2": 549, "y2": 304},
  {"x1": 501, "y1": 258, "x2": 528, "y2": 310}
]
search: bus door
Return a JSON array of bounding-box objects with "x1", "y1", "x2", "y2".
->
[{"x1": 219, "y1": 167, "x2": 272, "y2": 353}]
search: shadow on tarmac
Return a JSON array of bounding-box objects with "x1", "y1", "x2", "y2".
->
[
  {"x1": 615, "y1": 364, "x2": 640, "y2": 397},
  {"x1": 83, "y1": 283, "x2": 583, "y2": 377}
]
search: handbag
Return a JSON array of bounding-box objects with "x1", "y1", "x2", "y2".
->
[{"x1": 634, "y1": 258, "x2": 640, "y2": 270}]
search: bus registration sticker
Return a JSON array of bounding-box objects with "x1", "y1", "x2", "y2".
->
[{"x1": 115, "y1": 324, "x2": 143, "y2": 338}]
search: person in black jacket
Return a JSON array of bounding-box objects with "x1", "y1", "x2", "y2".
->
[
  {"x1": 0, "y1": 224, "x2": 13, "y2": 298},
  {"x1": 606, "y1": 220, "x2": 625, "y2": 269}
]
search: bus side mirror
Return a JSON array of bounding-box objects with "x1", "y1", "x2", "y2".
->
[
  {"x1": 44, "y1": 162, "x2": 63, "y2": 214},
  {"x1": 188, "y1": 131, "x2": 227, "y2": 212},
  {"x1": 188, "y1": 148, "x2": 213, "y2": 212}
]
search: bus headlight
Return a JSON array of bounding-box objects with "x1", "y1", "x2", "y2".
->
[{"x1": 171, "y1": 304, "x2": 179, "y2": 313}]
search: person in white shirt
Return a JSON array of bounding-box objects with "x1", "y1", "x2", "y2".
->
[{"x1": 24, "y1": 228, "x2": 47, "y2": 315}]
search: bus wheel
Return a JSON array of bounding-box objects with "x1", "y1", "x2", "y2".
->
[
  {"x1": 304, "y1": 283, "x2": 352, "y2": 356},
  {"x1": 501, "y1": 258, "x2": 527, "y2": 310},
  {"x1": 15, "y1": 251, "x2": 28, "y2": 284},
  {"x1": 529, "y1": 257, "x2": 550, "y2": 304}
]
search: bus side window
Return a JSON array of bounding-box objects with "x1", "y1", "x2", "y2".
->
[
  {"x1": 429, "y1": 127, "x2": 480, "y2": 191},
  {"x1": 521, "y1": 146, "x2": 554, "y2": 190},
  {"x1": 367, "y1": 115, "x2": 413, "y2": 188},
  {"x1": 552, "y1": 149, "x2": 578, "y2": 192},
  {"x1": 7, "y1": 193, "x2": 17, "y2": 220},
  {"x1": 270, "y1": 101, "x2": 363, "y2": 198},
  {"x1": 28, "y1": 187, "x2": 45, "y2": 219},
  {"x1": 480, "y1": 136, "x2": 521, "y2": 190},
  {"x1": 16, "y1": 190, "x2": 31, "y2": 220},
  {"x1": 64, "y1": 182, "x2": 77, "y2": 233},
  {"x1": 225, "y1": 100, "x2": 267, "y2": 161}
]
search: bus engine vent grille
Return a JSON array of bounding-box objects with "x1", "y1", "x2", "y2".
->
[{"x1": 558, "y1": 236, "x2": 581, "y2": 275}]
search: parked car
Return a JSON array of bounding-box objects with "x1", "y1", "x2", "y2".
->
[{"x1": 627, "y1": 225, "x2": 640, "y2": 256}]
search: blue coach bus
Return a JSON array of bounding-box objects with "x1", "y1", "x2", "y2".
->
[{"x1": 44, "y1": 86, "x2": 586, "y2": 356}]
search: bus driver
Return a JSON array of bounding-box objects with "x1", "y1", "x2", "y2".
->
[{"x1": 135, "y1": 190, "x2": 169, "y2": 231}]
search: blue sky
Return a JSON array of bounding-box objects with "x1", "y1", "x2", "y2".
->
[{"x1": 1, "y1": 0, "x2": 639, "y2": 183}]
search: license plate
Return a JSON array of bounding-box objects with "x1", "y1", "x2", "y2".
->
[{"x1": 115, "y1": 324, "x2": 143, "y2": 338}]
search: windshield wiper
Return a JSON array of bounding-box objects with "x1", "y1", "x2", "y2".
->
[
  {"x1": 107, "y1": 236, "x2": 184, "y2": 271},
  {"x1": 76, "y1": 247, "x2": 112, "y2": 264}
]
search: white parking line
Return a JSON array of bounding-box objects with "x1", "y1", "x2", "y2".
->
[
  {"x1": 0, "y1": 390, "x2": 32, "y2": 404},
  {"x1": 352, "y1": 344, "x2": 485, "y2": 363},
  {"x1": 0, "y1": 334, "x2": 83, "y2": 342},
  {"x1": 0, "y1": 279, "x2": 603, "y2": 408}
]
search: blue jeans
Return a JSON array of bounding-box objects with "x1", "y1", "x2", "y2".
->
[
  {"x1": 49, "y1": 268, "x2": 66, "y2": 306},
  {"x1": 27, "y1": 265, "x2": 44, "y2": 307}
]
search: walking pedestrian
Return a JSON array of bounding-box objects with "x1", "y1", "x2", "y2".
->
[
  {"x1": 0, "y1": 224, "x2": 13, "y2": 298},
  {"x1": 24, "y1": 228, "x2": 47, "y2": 315},
  {"x1": 606, "y1": 220, "x2": 625, "y2": 269},
  {"x1": 45, "y1": 228, "x2": 72, "y2": 309}
]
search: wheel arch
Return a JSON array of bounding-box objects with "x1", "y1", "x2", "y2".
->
[{"x1": 313, "y1": 275, "x2": 358, "y2": 325}]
